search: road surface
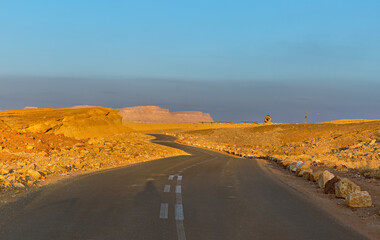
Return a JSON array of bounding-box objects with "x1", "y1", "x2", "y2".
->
[{"x1": 0, "y1": 134, "x2": 367, "y2": 240}]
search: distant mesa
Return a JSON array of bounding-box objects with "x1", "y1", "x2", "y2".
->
[
  {"x1": 70, "y1": 105, "x2": 101, "y2": 109},
  {"x1": 119, "y1": 106, "x2": 213, "y2": 124},
  {"x1": 24, "y1": 106, "x2": 38, "y2": 109}
]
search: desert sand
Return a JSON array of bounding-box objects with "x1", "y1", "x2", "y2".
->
[{"x1": 0, "y1": 107, "x2": 379, "y2": 219}]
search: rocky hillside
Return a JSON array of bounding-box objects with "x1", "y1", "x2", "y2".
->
[
  {"x1": 0, "y1": 107, "x2": 187, "y2": 200},
  {"x1": 0, "y1": 107, "x2": 124, "y2": 139},
  {"x1": 0, "y1": 128, "x2": 185, "y2": 192},
  {"x1": 172, "y1": 120, "x2": 380, "y2": 177},
  {"x1": 119, "y1": 106, "x2": 213, "y2": 124}
]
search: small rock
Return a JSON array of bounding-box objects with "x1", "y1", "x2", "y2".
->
[
  {"x1": 310, "y1": 170, "x2": 323, "y2": 182},
  {"x1": 335, "y1": 178, "x2": 361, "y2": 198},
  {"x1": 26, "y1": 145, "x2": 35, "y2": 150},
  {"x1": 13, "y1": 182, "x2": 25, "y2": 189},
  {"x1": 72, "y1": 162, "x2": 84, "y2": 169},
  {"x1": 296, "y1": 161, "x2": 304, "y2": 169},
  {"x1": 287, "y1": 162, "x2": 298, "y2": 172},
  {"x1": 324, "y1": 176, "x2": 340, "y2": 194},
  {"x1": 27, "y1": 170, "x2": 41, "y2": 180},
  {"x1": 335, "y1": 164, "x2": 349, "y2": 172},
  {"x1": 297, "y1": 170, "x2": 306, "y2": 177},
  {"x1": 317, "y1": 170, "x2": 335, "y2": 189},
  {"x1": 346, "y1": 191, "x2": 372, "y2": 208}
]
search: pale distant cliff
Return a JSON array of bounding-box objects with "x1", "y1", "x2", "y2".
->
[{"x1": 119, "y1": 106, "x2": 213, "y2": 124}]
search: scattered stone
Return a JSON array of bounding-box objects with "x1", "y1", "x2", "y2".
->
[
  {"x1": 13, "y1": 182, "x2": 25, "y2": 189},
  {"x1": 324, "y1": 176, "x2": 340, "y2": 194},
  {"x1": 335, "y1": 178, "x2": 361, "y2": 198},
  {"x1": 288, "y1": 162, "x2": 298, "y2": 172},
  {"x1": 310, "y1": 170, "x2": 323, "y2": 182},
  {"x1": 346, "y1": 191, "x2": 372, "y2": 208},
  {"x1": 27, "y1": 170, "x2": 41, "y2": 180},
  {"x1": 335, "y1": 164, "x2": 349, "y2": 172},
  {"x1": 317, "y1": 170, "x2": 335, "y2": 189},
  {"x1": 296, "y1": 161, "x2": 312, "y2": 174},
  {"x1": 302, "y1": 169, "x2": 313, "y2": 180},
  {"x1": 26, "y1": 145, "x2": 35, "y2": 150}
]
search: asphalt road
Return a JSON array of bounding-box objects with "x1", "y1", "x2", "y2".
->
[{"x1": 0, "y1": 134, "x2": 367, "y2": 240}]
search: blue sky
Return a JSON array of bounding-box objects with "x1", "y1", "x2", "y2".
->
[{"x1": 0, "y1": 1, "x2": 379, "y2": 122}]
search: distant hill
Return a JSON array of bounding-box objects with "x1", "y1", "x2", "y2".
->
[
  {"x1": 0, "y1": 107, "x2": 123, "y2": 139},
  {"x1": 119, "y1": 106, "x2": 213, "y2": 124}
]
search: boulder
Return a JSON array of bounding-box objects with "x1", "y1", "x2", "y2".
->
[
  {"x1": 324, "y1": 176, "x2": 340, "y2": 194},
  {"x1": 296, "y1": 161, "x2": 312, "y2": 174},
  {"x1": 310, "y1": 170, "x2": 323, "y2": 182},
  {"x1": 13, "y1": 182, "x2": 25, "y2": 189},
  {"x1": 317, "y1": 170, "x2": 335, "y2": 189},
  {"x1": 335, "y1": 178, "x2": 361, "y2": 198},
  {"x1": 335, "y1": 164, "x2": 349, "y2": 172},
  {"x1": 287, "y1": 162, "x2": 298, "y2": 172},
  {"x1": 27, "y1": 170, "x2": 41, "y2": 180},
  {"x1": 281, "y1": 160, "x2": 292, "y2": 168},
  {"x1": 346, "y1": 191, "x2": 372, "y2": 208},
  {"x1": 302, "y1": 169, "x2": 313, "y2": 180}
]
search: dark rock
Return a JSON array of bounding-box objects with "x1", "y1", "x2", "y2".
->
[{"x1": 324, "y1": 176, "x2": 340, "y2": 194}]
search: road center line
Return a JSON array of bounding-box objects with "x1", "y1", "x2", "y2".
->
[
  {"x1": 175, "y1": 204, "x2": 184, "y2": 220},
  {"x1": 175, "y1": 174, "x2": 186, "y2": 239},
  {"x1": 159, "y1": 203, "x2": 168, "y2": 219},
  {"x1": 176, "y1": 220, "x2": 186, "y2": 240},
  {"x1": 176, "y1": 185, "x2": 181, "y2": 194},
  {"x1": 164, "y1": 184, "x2": 171, "y2": 193}
]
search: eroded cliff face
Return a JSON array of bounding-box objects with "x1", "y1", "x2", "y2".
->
[{"x1": 119, "y1": 106, "x2": 213, "y2": 124}]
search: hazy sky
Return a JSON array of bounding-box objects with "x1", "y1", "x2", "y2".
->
[{"x1": 1, "y1": 1, "x2": 379, "y2": 123}]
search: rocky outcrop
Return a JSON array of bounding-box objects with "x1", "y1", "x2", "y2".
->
[
  {"x1": 70, "y1": 105, "x2": 100, "y2": 109},
  {"x1": 119, "y1": 106, "x2": 213, "y2": 124}
]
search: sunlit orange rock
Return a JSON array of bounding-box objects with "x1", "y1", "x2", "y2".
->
[{"x1": 119, "y1": 106, "x2": 213, "y2": 124}]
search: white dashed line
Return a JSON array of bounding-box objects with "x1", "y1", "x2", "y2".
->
[
  {"x1": 176, "y1": 220, "x2": 186, "y2": 240},
  {"x1": 175, "y1": 175, "x2": 186, "y2": 239},
  {"x1": 164, "y1": 184, "x2": 171, "y2": 193},
  {"x1": 159, "y1": 203, "x2": 168, "y2": 219},
  {"x1": 175, "y1": 204, "x2": 184, "y2": 220},
  {"x1": 168, "y1": 175, "x2": 174, "y2": 180}
]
